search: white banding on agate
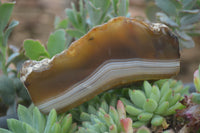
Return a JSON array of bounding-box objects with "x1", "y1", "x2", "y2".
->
[{"x1": 37, "y1": 59, "x2": 180, "y2": 113}]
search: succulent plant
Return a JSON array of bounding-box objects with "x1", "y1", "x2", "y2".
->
[
  {"x1": 77, "y1": 100, "x2": 134, "y2": 133},
  {"x1": 54, "y1": 0, "x2": 129, "y2": 47},
  {"x1": 0, "y1": 2, "x2": 30, "y2": 115},
  {"x1": 68, "y1": 91, "x2": 118, "y2": 123},
  {"x1": 0, "y1": 75, "x2": 30, "y2": 115},
  {"x1": 176, "y1": 95, "x2": 200, "y2": 132},
  {"x1": 154, "y1": 79, "x2": 189, "y2": 95},
  {"x1": 194, "y1": 65, "x2": 200, "y2": 93},
  {"x1": 23, "y1": 0, "x2": 129, "y2": 61},
  {"x1": 135, "y1": 126, "x2": 151, "y2": 133},
  {"x1": 135, "y1": 126, "x2": 175, "y2": 133},
  {"x1": 23, "y1": 29, "x2": 66, "y2": 60},
  {"x1": 146, "y1": 0, "x2": 200, "y2": 48},
  {"x1": 0, "y1": 104, "x2": 77, "y2": 133},
  {"x1": 0, "y1": 2, "x2": 17, "y2": 75},
  {"x1": 68, "y1": 79, "x2": 187, "y2": 132},
  {"x1": 175, "y1": 65, "x2": 200, "y2": 132},
  {"x1": 0, "y1": 0, "x2": 197, "y2": 132},
  {"x1": 120, "y1": 80, "x2": 186, "y2": 128}
]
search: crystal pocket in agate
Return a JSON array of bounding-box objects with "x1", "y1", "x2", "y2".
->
[{"x1": 20, "y1": 17, "x2": 180, "y2": 113}]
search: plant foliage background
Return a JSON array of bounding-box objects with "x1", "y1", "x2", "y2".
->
[{"x1": 0, "y1": 0, "x2": 200, "y2": 132}]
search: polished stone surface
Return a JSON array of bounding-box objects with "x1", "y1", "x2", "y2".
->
[{"x1": 21, "y1": 17, "x2": 180, "y2": 113}]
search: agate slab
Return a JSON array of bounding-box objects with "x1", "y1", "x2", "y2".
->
[{"x1": 21, "y1": 17, "x2": 180, "y2": 113}]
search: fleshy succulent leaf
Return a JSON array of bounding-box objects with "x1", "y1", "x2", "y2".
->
[
  {"x1": 110, "y1": 94, "x2": 118, "y2": 107},
  {"x1": 180, "y1": 12, "x2": 200, "y2": 26},
  {"x1": 0, "y1": 128, "x2": 12, "y2": 133},
  {"x1": 0, "y1": 2, "x2": 15, "y2": 33},
  {"x1": 54, "y1": 18, "x2": 69, "y2": 30},
  {"x1": 120, "y1": 97, "x2": 134, "y2": 106},
  {"x1": 155, "y1": 101, "x2": 169, "y2": 115},
  {"x1": 151, "y1": 115, "x2": 164, "y2": 126},
  {"x1": 126, "y1": 105, "x2": 143, "y2": 116},
  {"x1": 7, "y1": 119, "x2": 39, "y2": 133},
  {"x1": 61, "y1": 114, "x2": 72, "y2": 133},
  {"x1": 118, "y1": 0, "x2": 128, "y2": 17},
  {"x1": 149, "y1": 0, "x2": 200, "y2": 48},
  {"x1": 88, "y1": 105, "x2": 97, "y2": 115},
  {"x1": 155, "y1": 0, "x2": 177, "y2": 16},
  {"x1": 162, "y1": 129, "x2": 175, "y2": 133},
  {"x1": 160, "y1": 82, "x2": 170, "y2": 97},
  {"x1": 44, "y1": 109, "x2": 57, "y2": 133},
  {"x1": 169, "y1": 93, "x2": 181, "y2": 107},
  {"x1": 194, "y1": 66, "x2": 200, "y2": 92},
  {"x1": 124, "y1": 79, "x2": 185, "y2": 127},
  {"x1": 24, "y1": 40, "x2": 49, "y2": 60},
  {"x1": 17, "y1": 105, "x2": 33, "y2": 126},
  {"x1": 69, "y1": 123, "x2": 77, "y2": 133},
  {"x1": 136, "y1": 126, "x2": 151, "y2": 133},
  {"x1": 144, "y1": 81, "x2": 152, "y2": 98},
  {"x1": 150, "y1": 85, "x2": 160, "y2": 103},
  {"x1": 120, "y1": 118, "x2": 133, "y2": 133},
  {"x1": 137, "y1": 112, "x2": 153, "y2": 122},
  {"x1": 109, "y1": 106, "x2": 120, "y2": 128},
  {"x1": 80, "y1": 112, "x2": 91, "y2": 121},
  {"x1": 47, "y1": 29, "x2": 66, "y2": 58},
  {"x1": 159, "y1": 88, "x2": 172, "y2": 104},
  {"x1": 132, "y1": 121, "x2": 147, "y2": 128},
  {"x1": 32, "y1": 107, "x2": 46, "y2": 133},
  {"x1": 172, "y1": 84, "x2": 183, "y2": 93},
  {"x1": 182, "y1": 0, "x2": 196, "y2": 9},
  {"x1": 104, "y1": 114, "x2": 115, "y2": 127},
  {"x1": 191, "y1": 93, "x2": 200, "y2": 104},
  {"x1": 117, "y1": 100, "x2": 126, "y2": 119},
  {"x1": 50, "y1": 123, "x2": 61, "y2": 133},
  {"x1": 109, "y1": 124, "x2": 118, "y2": 133},
  {"x1": 0, "y1": 75, "x2": 15, "y2": 105},
  {"x1": 101, "y1": 100, "x2": 109, "y2": 113},
  {"x1": 165, "y1": 102, "x2": 185, "y2": 116},
  {"x1": 66, "y1": 29, "x2": 85, "y2": 39},
  {"x1": 143, "y1": 99, "x2": 158, "y2": 113},
  {"x1": 129, "y1": 90, "x2": 146, "y2": 108},
  {"x1": 156, "y1": 12, "x2": 178, "y2": 27},
  {"x1": 4, "y1": 20, "x2": 19, "y2": 47}
]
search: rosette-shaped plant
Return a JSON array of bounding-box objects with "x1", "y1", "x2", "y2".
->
[
  {"x1": 146, "y1": 0, "x2": 200, "y2": 48},
  {"x1": 120, "y1": 80, "x2": 187, "y2": 128},
  {"x1": 77, "y1": 100, "x2": 134, "y2": 133},
  {"x1": 176, "y1": 65, "x2": 200, "y2": 132},
  {"x1": 193, "y1": 65, "x2": 200, "y2": 103},
  {"x1": 0, "y1": 105, "x2": 77, "y2": 133},
  {"x1": 77, "y1": 100, "x2": 174, "y2": 133},
  {"x1": 69, "y1": 92, "x2": 118, "y2": 122}
]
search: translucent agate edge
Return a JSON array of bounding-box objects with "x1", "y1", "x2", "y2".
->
[{"x1": 36, "y1": 58, "x2": 180, "y2": 113}]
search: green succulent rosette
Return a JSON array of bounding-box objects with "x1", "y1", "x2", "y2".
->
[{"x1": 121, "y1": 80, "x2": 187, "y2": 128}]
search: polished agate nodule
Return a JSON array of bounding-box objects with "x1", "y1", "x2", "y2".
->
[{"x1": 21, "y1": 17, "x2": 180, "y2": 113}]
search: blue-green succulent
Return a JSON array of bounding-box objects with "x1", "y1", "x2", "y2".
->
[{"x1": 120, "y1": 80, "x2": 187, "y2": 128}]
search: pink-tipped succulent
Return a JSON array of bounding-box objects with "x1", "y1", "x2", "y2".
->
[
  {"x1": 175, "y1": 65, "x2": 200, "y2": 132},
  {"x1": 77, "y1": 100, "x2": 135, "y2": 133},
  {"x1": 120, "y1": 118, "x2": 133, "y2": 133},
  {"x1": 117, "y1": 100, "x2": 126, "y2": 119},
  {"x1": 194, "y1": 65, "x2": 200, "y2": 93}
]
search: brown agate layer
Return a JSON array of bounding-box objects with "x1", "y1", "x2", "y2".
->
[{"x1": 21, "y1": 17, "x2": 180, "y2": 113}]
